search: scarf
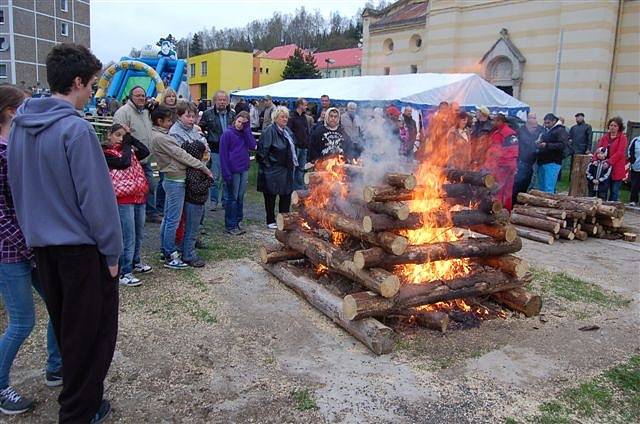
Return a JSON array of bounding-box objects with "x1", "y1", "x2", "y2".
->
[{"x1": 277, "y1": 125, "x2": 298, "y2": 167}]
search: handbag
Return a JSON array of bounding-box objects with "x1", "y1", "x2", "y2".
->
[{"x1": 105, "y1": 147, "x2": 148, "y2": 198}]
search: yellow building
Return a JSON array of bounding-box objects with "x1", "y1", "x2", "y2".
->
[
  {"x1": 188, "y1": 50, "x2": 253, "y2": 100},
  {"x1": 252, "y1": 53, "x2": 287, "y2": 88},
  {"x1": 362, "y1": 0, "x2": 640, "y2": 130}
]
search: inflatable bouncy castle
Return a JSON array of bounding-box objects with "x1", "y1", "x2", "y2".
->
[{"x1": 95, "y1": 38, "x2": 189, "y2": 102}]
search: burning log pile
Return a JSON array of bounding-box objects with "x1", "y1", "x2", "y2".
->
[
  {"x1": 260, "y1": 155, "x2": 541, "y2": 355},
  {"x1": 515, "y1": 190, "x2": 636, "y2": 244}
]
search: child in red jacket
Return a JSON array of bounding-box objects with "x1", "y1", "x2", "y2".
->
[{"x1": 102, "y1": 124, "x2": 151, "y2": 286}]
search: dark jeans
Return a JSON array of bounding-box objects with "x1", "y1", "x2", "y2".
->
[
  {"x1": 34, "y1": 245, "x2": 118, "y2": 423},
  {"x1": 181, "y1": 202, "x2": 204, "y2": 262},
  {"x1": 609, "y1": 180, "x2": 622, "y2": 202},
  {"x1": 294, "y1": 148, "x2": 308, "y2": 190},
  {"x1": 630, "y1": 169, "x2": 640, "y2": 203},
  {"x1": 142, "y1": 162, "x2": 158, "y2": 218},
  {"x1": 263, "y1": 193, "x2": 291, "y2": 225},
  {"x1": 155, "y1": 172, "x2": 166, "y2": 214},
  {"x1": 513, "y1": 161, "x2": 534, "y2": 199}
]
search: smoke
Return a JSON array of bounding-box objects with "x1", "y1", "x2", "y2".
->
[{"x1": 348, "y1": 107, "x2": 416, "y2": 196}]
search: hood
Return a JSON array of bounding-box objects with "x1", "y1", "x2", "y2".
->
[{"x1": 13, "y1": 97, "x2": 80, "y2": 136}]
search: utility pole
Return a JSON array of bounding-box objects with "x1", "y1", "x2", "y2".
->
[{"x1": 552, "y1": 28, "x2": 564, "y2": 114}]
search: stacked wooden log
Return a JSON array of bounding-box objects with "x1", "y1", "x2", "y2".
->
[
  {"x1": 261, "y1": 163, "x2": 542, "y2": 355},
  {"x1": 514, "y1": 190, "x2": 636, "y2": 243}
]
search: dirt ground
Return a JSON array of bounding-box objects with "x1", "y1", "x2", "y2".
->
[{"x1": 2, "y1": 202, "x2": 639, "y2": 423}]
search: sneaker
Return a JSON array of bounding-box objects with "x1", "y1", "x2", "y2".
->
[
  {"x1": 210, "y1": 203, "x2": 219, "y2": 211},
  {"x1": 133, "y1": 263, "x2": 153, "y2": 274},
  {"x1": 90, "y1": 399, "x2": 111, "y2": 424},
  {"x1": 225, "y1": 228, "x2": 244, "y2": 236},
  {"x1": 195, "y1": 238, "x2": 207, "y2": 249},
  {"x1": 628, "y1": 202, "x2": 637, "y2": 207},
  {"x1": 185, "y1": 258, "x2": 205, "y2": 268},
  {"x1": 0, "y1": 386, "x2": 33, "y2": 415},
  {"x1": 267, "y1": 223, "x2": 277, "y2": 230},
  {"x1": 45, "y1": 370, "x2": 63, "y2": 387},
  {"x1": 146, "y1": 215, "x2": 162, "y2": 224},
  {"x1": 119, "y1": 273, "x2": 142, "y2": 287},
  {"x1": 164, "y1": 252, "x2": 189, "y2": 270}
]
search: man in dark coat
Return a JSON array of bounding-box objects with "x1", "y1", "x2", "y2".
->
[
  {"x1": 569, "y1": 112, "x2": 593, "y2": 155},
  {"x1": 287, "y1": 98, "x2": 310, "y2": 189},
  {"x1": 200, "y1": 90, "x2": 235, "y2": 209},
  {"x1": 513, "y1": 112, "x2": 544, "y2": 198},
  {"x1": 537, "y1": 113, "x2": 569, "y2": 193}
]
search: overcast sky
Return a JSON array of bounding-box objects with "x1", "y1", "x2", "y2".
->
[{"x1": 90, "y1": 0, "x2": 367, "y2": 63}]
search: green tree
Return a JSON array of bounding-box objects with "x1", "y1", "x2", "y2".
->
[
  {"x1": 282, "y1": 48, "x2": 321, "y2": 79},
  {"x1": 190, "y1": 33, "x2": 203, "y2": 55}
]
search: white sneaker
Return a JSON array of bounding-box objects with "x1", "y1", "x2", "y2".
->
[
  {"x1": 163, "y1": 251, "x2": 189, "y2": 270},
  {"x1": 628, "y1": 202, "x2": 637, "y2": 207},
  {"x1": 267, "y1": 223, "x2": 277, "y2": 230},
  {"x1": 119, "y1": 273, "x2": 142, "y2": 287},
  {"x1": 133, "y1": 263, "x2": 153, "y2": 274}
]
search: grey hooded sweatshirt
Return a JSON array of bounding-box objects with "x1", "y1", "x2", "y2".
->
[{"x1": 7, "y1": 97, "x2": 122, "y2": 267}]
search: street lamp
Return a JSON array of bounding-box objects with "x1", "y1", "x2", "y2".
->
[{"x1": 325, "y1": 58, "x2": 335, "y2": 78}]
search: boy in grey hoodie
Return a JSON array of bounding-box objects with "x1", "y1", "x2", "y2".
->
[{"x1": 7, "y1": 44, "x2": 119, "y2": 424}]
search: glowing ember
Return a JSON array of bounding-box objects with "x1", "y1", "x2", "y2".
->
[
  {"x1": 330, "y1": 230, "x2": 348, "y2": 247},
  {"x1": 315, "y1": 264, "x2": 328, "y2": 277}
]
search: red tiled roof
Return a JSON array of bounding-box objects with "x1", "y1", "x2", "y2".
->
[
  {"x1": 313, "y1": 48, "x2": 362, "y2": 69},
  {"x1": 265, "y1": 44, "x2": 302, "y2": 60},
  {"x1": 370, "y1": 1, "x2": 428, "y2": 30}
]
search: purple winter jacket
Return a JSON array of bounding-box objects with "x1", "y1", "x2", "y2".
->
[{"x1": 219, "y1": 123, "x2": 257, "y2": 183}]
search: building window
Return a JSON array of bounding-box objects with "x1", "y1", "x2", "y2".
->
[
  {"x1": 410, "y1": 64, "x2": 418, "y2": 74},
  {"x1": 253, "y1": 66, "x2": 256, "y2": 72},
  {"x1": 189, "y1": 63, "x2": 195, "y2": 77},
  {"x1": 260, "y1": 67, "x2": 263, "y2": 73},
  {"x1": 410, "y1": 34, "x2": 423, "y2": 52},
  {"x1": 0, "y1": 64, "x2": 6, "y2": 78},
  {"x1": 342, "y1": 70, "x2": 346, "y2": 77},
  {"x1": 384, "y1": 67, "x2": 390, "y2": 75},
  {"x1": 383, "y1": 38, "x2": 394, "y2": 55},
  {"x1": 60, "y1": 0, "x2": 68, "y2": 12},
  {"x1": 266, "y1": 68, "x2": 269, "y2": 74},
  {"x1": 60, "y1": 22, "x2": 69, "y2": 37},
  {"x1": 0, "y1": 37, "x2": 8, "y2": 52},
  {"x1": 0, "y1": 11, "x2": 5, "y2": 24},
  {"x1": 201, "y1": 61, "x2": 207, "y2": 76}
]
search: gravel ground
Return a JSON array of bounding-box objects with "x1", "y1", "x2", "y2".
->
[{"x1": 2, "y1": 200, "x2": 639, "y2": 423}]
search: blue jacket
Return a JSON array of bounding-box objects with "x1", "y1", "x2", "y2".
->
[{"x1": 7, "y1": 97, "x2": 122, "y2": 266}]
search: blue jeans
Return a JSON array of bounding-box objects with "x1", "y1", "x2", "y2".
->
[
  {"x1": 118, "y1": 203, "x2": 146, "y2": 275},
  {"x1": 224, "y1": 171, "x2": 249, "y2": 230},
  {"x1": 0, "y1": 261, "x2": 62, "y2": 388},
  {"x1": 537, "y1": 163, "x2": 562, "y2": 193},
  {"x1": 181, "y1": 202, "x2": 204, "y2": 262},
  {"x1": 142, "y1": 162, "x2": 158, "y2": 218},
  {"x1": 294, "y1": 148, "x2": 308, "y2": 190},
  {"x1": 609, "y1": 180, "x2": 622, "y2": 201},
  {"x1": 209, "y1": 153, "x2": 228, "y2": 206},
  {"x1": 160, "y1": 179, "x2": 185, "y2": 256},
  {"x1": 155, "y1": 172, "x2": 166, "y2": 214}
]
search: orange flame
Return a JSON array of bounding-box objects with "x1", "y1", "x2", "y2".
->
[{"x1": 400, "y1": 108, "x2": 471, "y2": 284}]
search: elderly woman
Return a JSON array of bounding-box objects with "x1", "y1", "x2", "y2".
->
[
  {"x1": 257, "y1": 106, "x2": 297, "y2": 229},
  {"x1": 594, "y1": 116, "x2": 628, "y2": 201}
]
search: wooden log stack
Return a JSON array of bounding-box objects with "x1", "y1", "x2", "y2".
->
[
  {"x1": 514, "y1": 190, "x2": 635, "y2": 243},
  {"x1": 261, "y1": 165, "x2": 541, "y2": 355}
]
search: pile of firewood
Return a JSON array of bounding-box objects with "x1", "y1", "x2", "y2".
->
[
  {"x1": 515, "y1": 190, "x2": 636, "y2": 244},
  {"x1": 260, "y1": 161, "x2": 541, "y2": 355}
]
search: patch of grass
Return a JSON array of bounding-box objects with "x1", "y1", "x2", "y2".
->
[
  {"x1": 524, "y1": 356, "x2": 640, "y2": 423},
  {"x1": 291, "y1": 388, "x2": 318, "y2": 411},
  {"x1": 199, "y1": 219, "x2": 254, "y2": 261},
  {"x1": 505, "y1": 418, "x2": 520, "y2": 424},
  {"x1": 563, "y1": 381, "x2": 612, "y2": 417},
  {"x1": 179, "y1": 297, "x2": 217, "y2": 324},
  {"x1": 531, "y1": 268, "x2": 630, "y2": 308}
]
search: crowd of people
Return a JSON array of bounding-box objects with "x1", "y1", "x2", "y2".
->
[{"x1": 0, "y1": 42, "x2": 638, "y2": 422}]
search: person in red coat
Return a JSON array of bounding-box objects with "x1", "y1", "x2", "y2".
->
[
  {"x1": 594, "y1": 116, "x2": 627, "y2": 201},
  {"x1": 485, "y1": 114, "x2": 519, "y2": 210}
]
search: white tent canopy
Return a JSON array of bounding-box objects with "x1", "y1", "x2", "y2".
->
[{"x1": 231, "y1": 73, "x2": 529, "y2": 115}]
